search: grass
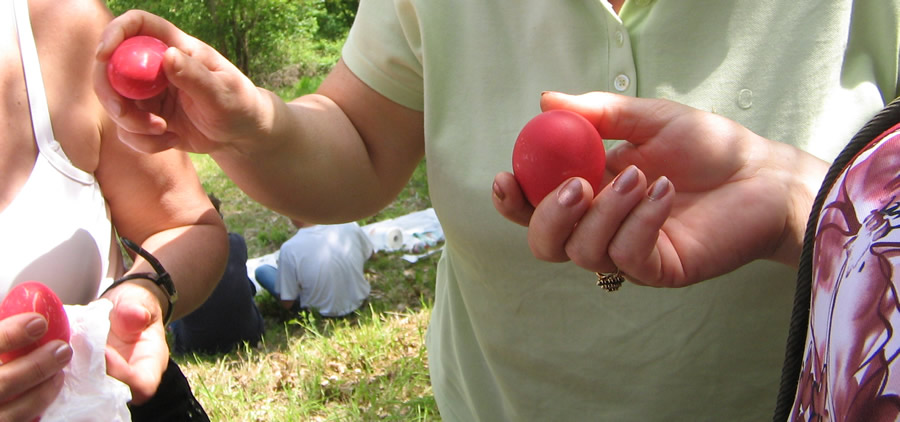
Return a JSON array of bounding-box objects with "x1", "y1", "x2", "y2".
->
[
  {"x1": 183, "y1": 306, "x2": 437, "y2": 421},
  {"x1": 178, "y1": 78, "x2": 440, "y2": 421}
]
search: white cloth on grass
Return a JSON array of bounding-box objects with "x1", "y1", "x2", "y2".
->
[
  {"x1": 362, "y1": 208, "x2": 444, "y2": 253},
  {"x1": 246, "y1": 208, "x2": 445, "y2": 292}
]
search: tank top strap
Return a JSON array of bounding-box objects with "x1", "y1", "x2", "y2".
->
[{"x1": 13, "y1": 0, "x2": 94, "y2": 184}]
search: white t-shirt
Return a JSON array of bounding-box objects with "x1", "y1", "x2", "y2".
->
[{"x1": 276, "y1": 223, "x2": 374, "y2": 317}]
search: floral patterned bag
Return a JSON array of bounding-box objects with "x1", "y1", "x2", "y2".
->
[{"x1": 775, "y1": 97, "x2": 900, "y2": 421}]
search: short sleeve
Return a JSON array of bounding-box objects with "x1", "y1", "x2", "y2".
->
[
  {"x1": 276, "y1": 252, "x2": 301, "y2": 301},
  {"x1": 341, "y1": 0, "x2": 425, "y2": 111}
]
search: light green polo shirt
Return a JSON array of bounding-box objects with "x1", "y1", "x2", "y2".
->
[{"x1": 342, "y1": 1, "x2": 900, "y2": 420}]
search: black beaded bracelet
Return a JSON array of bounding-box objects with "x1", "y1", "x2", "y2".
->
[{"x1": 102, "y1": 238, "x2": 179, "y2": 325}]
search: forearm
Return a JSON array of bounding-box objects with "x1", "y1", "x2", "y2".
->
[
  {"x1": 126, "y1": 223, "x2": 228, "y2": 321},
  {"x1": 212, "y1": 90, "x2": 416, "y2": 223},
  {"x1": 211, "y1": 61, "x2": 425, "y2": 224}
]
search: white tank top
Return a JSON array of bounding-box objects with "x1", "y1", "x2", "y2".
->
[{"x1": 0, "y1": 0, "x2": 119, "y2": 304}]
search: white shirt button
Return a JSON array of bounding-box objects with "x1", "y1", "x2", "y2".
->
[
  {"x1": 614, "y1": 74, "x2": 630, "y2": 92},
  {"x1": 614, "y1": 30, "x2": 625, "y2": 47},
  {"x1": 738, "y1": 89, "x2": 753, "y2": 109}
]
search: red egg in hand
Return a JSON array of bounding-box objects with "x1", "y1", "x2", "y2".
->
[
  {"x1": 512, "y1": 109, "x2": 607, "y2": 207},
  {"x1": 107, "y1": 35, "x2": 170, "y2": 100},
  {"x1": 0, "y1": 281, "x2": 70, "y2": 363}
]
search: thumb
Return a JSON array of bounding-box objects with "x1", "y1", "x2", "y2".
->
[
  {"x1": 163, "y1": 46, "x2": 223, "y2": 105},
  {"x1": 109, "y1": 299, "x2": 152, "y2": 342},
  {"x1": 163, "y1": 43, "x2": 261, "y2": 141},
  {"x1": 540, "y1": 91, "x2": 677, "y2": 146}
]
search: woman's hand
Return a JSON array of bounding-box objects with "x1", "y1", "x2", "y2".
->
[
  {"x1": 0, "y1": 313, "x2": 72, "y2": 420},
  {"x1": 93, "y1": 10, "x2": 274, "y2": 155},
  {"x1": 493, "y1": 92, "x2": 827, "y2": 287},
  {"x1": 100, "y1": 279, "x2": 169, "y2": 404}
]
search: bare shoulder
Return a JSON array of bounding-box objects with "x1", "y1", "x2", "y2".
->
[
  {"x1": 28, "y1": 0, "x2": 113, "y2": 65},
  {"x1": 27, "y1": 0, "x2": 114, "y2": 172}
]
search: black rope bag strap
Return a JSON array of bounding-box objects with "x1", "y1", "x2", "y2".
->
[
  {"x1": 773, "y1": 96, "x2": 900, "y2": 421},
  {"x1": 102, "y1": 238, "x2": 179, "y2": 325}
]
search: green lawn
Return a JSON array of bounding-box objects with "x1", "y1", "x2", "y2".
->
[{"x1": 179, "y1": 149, "x2": 440, "y2": 420}]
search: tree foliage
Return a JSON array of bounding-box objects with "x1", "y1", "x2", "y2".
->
[
  {"x1": 105, "y1": 0, "x2": 357, "y2": 83},
  {"x1": 311, "y1": 0, "x2": 359, "y2": 40}
]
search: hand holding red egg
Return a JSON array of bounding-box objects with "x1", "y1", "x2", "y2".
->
[{"x1": 0, "y1": 281, "x2": 70, "y2": 363}]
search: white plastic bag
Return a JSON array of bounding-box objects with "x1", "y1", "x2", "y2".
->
[{"x1": 42, "y1": 299, "x2": 132, "y2": 421}]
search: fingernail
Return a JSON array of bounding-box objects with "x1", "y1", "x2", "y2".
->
[
  {"x1": 557, "y1": 178, "x2": 583, "y2": 207},
  {"x1": 25, "y1": 317, "x2": 47, "y2": 338},
  {"x1": 612, "y1": 165, "x2": 639, "y2": 193},
  {"x1": 648, "y1": 177, "x2": 671, "y2": 200},
  {"x1": 492, "y1": 181, "x2": 505, "y2": 201},
  {"x1": 95, "y1": 41, "x2": 105, "y2": 57},
  {"x1": 54, "y1": 343, "x2": 73, "y2": 364}
]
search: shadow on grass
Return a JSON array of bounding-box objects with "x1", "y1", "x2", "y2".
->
[
  {"x1": 174, "y1": 244, "x2": 440, "y2": 362},
  {"x1": 172, "y1": 245, "x2": 442, "y2": 421}
]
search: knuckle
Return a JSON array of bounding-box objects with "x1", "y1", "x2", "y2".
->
[
  {"x1": 531, "y1": 244, "x2": 567, "y2": 263},
  {"x1": 528, "y1": 238, "x2": 552, "y2": 261},
  {"x1": 0, "y1": 370, "x2": 13, "y2": 400},
  {"x1": 29, "y1": 359, "x2": 53, "y2": 382},
  {"x1": 0, "y1": 331, "x2": 15, "y2": 353},
  {"x1": 0, "y1": 316, "x2": 30, "y2": 353},
  {"x1": 607, "y1": 237, "x2": 642, "y2": 269},
  {"x1": 607, "y1": 244, "x2": 629, "y2": 265},
  {"x1": 566, "y1": 243, "x2": 602, "y2": 270}
]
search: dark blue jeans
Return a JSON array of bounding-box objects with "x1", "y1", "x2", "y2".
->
[{"x1": 254, "y1": 264, "x2": 279, "y2": 298}]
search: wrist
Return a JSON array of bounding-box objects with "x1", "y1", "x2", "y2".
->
[
  {"x1": 105, "y1": 238, "x2": 179, "y2": 324},
  {"x1": 240, "y1": 87, "x2": 282, "y2": 153},
  {"x1": 769, "y1": 142, "x2": 830, "y2": 267},
  {"x1": 105, "y1": 275, "x2": 171, "y2": 322},
  {"x1": 104, "y1": 272, "x2": 177, "y2": 324}
]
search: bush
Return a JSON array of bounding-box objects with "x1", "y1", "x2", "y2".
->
[{"x1": 105, "y1": 0, "x2": 356, "y2": 84}]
